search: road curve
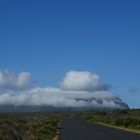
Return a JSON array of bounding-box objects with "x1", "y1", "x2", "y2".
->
[{"x1": 59, "y1": 115, "x2": 140, "y2": 140}]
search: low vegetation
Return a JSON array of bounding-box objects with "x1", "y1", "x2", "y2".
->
[
  {"x1": 0, "y1": 109, "x2": 140, "y2": 139},
  {"x1": 0, "y1": 112, "x2": 71, "y2": 140},
  {"x1": 83, "y1": 109, "x2": 140, "y2": 133}
]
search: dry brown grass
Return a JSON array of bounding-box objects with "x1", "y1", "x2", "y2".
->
[{"x1": 52, "y1": 135, "x2": 59, "y2": 140}]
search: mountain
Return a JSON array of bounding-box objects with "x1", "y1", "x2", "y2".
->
[{"x1": 0, "y1": 104, "x2": 129, "y2": 112}]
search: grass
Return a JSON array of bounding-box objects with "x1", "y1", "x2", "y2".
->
[
  {"x1": 52, "y1": 135, "x2": 59, "y2": 140},
  {"x1": 0, "y1": 109, "x2": 140, "y2": 139},
  {"x1": 0, "y1": 112, "x2": 71, "y2": 140},
  {"x1": 83, "y1": 109, "x2": 140, "y2": 134}
]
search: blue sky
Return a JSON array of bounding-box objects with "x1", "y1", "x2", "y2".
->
[{"x1": 0, "y1": 0, "x2": 140, "y2": 108}]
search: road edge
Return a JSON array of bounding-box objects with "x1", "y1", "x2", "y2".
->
[
  {"x1": 52, "y1": 121, "x2": 62, "y2": 140},
  {"x1": 92, "y1": 122, "x2": 140, "y2": 135}
]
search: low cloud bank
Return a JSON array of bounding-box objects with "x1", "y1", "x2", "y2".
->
[{"x1": 0, "y1": 70, "x2": 128, "y2": 109}]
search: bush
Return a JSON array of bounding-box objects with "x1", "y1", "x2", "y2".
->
[{"x1": 115, "y1": 118, "x2": 140, "y2": 129}]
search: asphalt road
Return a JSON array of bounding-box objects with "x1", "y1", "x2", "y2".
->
[{"x1": 59, "y1": 115, "x2": 140, "y2": 140}]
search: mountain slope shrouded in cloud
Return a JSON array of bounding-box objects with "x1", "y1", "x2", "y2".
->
[{"x1": 0, "y1": 70, "x2": 129, "y2": 111}]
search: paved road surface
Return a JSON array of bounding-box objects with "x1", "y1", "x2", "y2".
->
[{"x1": 59, "y1": 115, "x2": 140, "y2": 140}]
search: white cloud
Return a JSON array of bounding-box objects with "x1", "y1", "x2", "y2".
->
[
  {"x1": 0, "y1": 70, "x2": 128, "y2": 109},
  {"x1": 0, "y1": 70, "x2": 32, "y2": 90},
  {"x1": 60, "y1": 71, "x2": 110, "y2": 91},
  {"x1": 0, "y1": 88, "x2": 128, "y2": 109}
]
